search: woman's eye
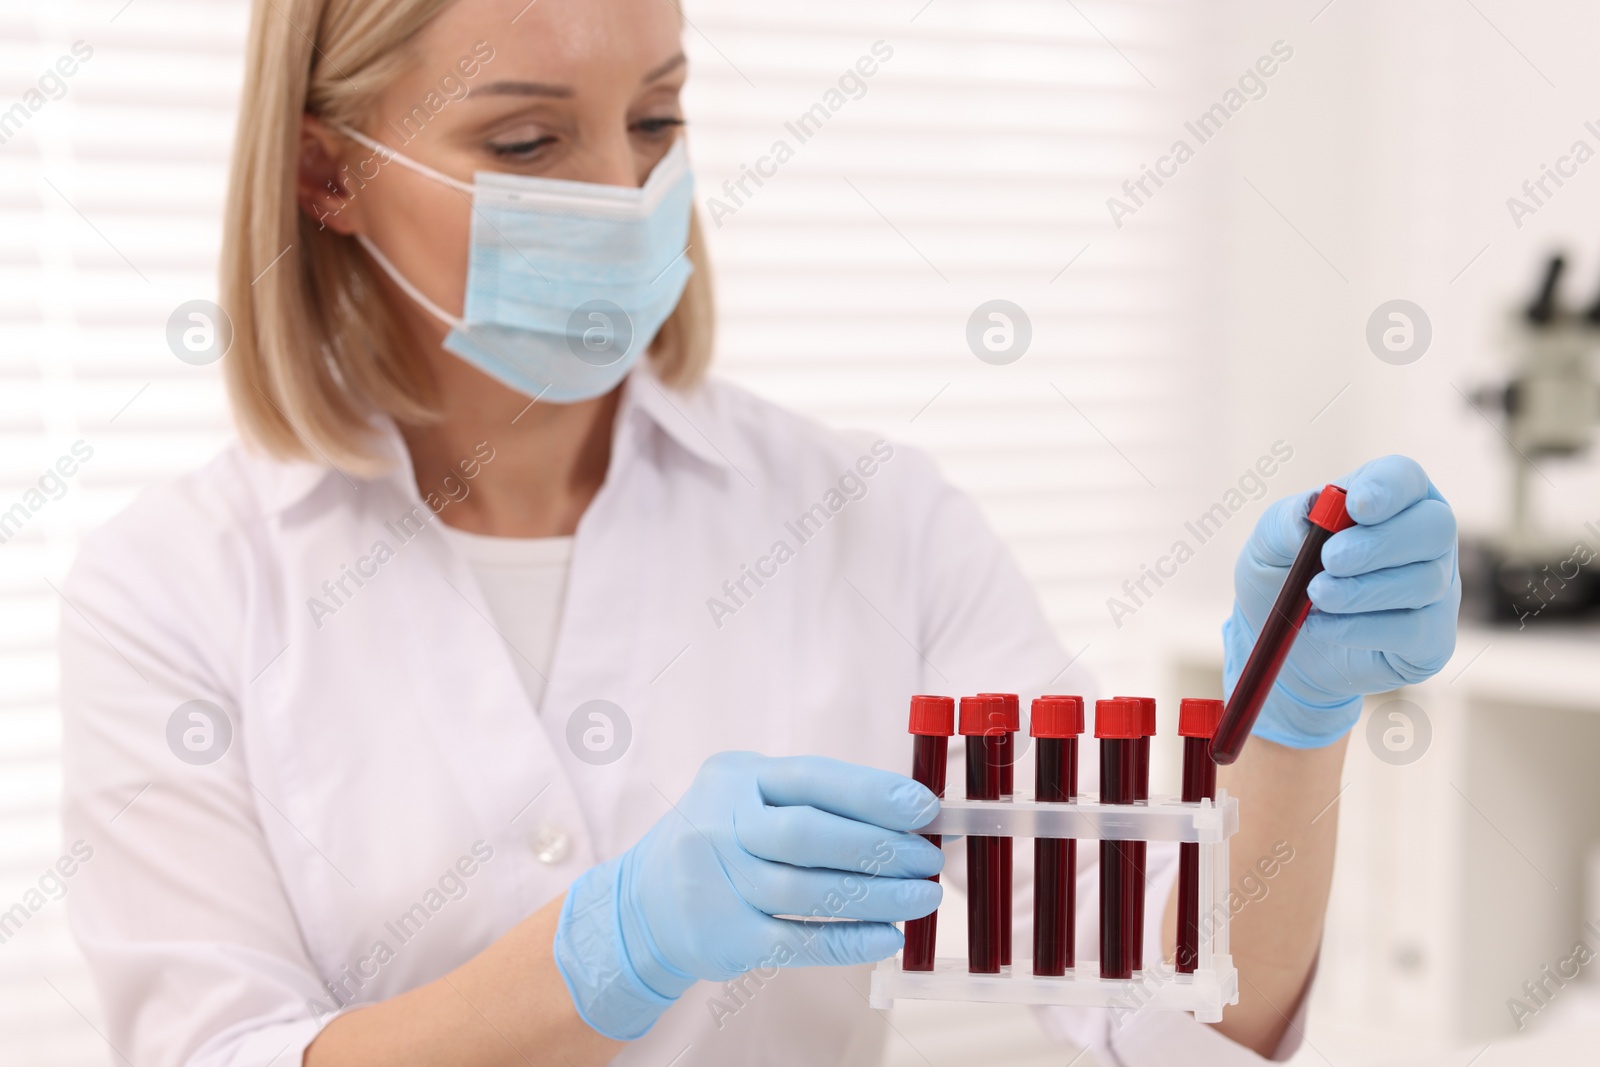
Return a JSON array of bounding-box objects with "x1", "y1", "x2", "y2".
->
[
  {"x1": 485, "y1": 117, "x2": 682, "y2": 160},
  {"x1": 634, "y1": 116, "x2": 685, "y2": 138},
  {"x1": 487, "y1": 136, "x2": 555, "y2": 161}
]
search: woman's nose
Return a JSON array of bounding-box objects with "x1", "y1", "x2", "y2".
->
[{"x1": 572, "y1": 137, "x2": 650, "y2": 189}]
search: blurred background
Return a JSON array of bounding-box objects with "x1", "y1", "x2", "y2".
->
[{"x1": 4, "y1": 0, "x2": 1600, "y2": 1063}]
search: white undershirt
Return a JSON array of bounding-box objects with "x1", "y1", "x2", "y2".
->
[{"x1": 441, "y1": 525, "x2": 573, "y2": 711}]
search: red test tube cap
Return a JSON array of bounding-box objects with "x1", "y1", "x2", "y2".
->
[
  {"x1": 1308, "y1": 484, "x2": 1356, "y2": 534},
  {"x1": 1094, "y1": 697, "x2": 1141, "y2": 739},
  {"x1": 1030, "y1": 695, "x2": 1084, "y2": 738},
  {"x1": 1116, "y1": 696, "x2": 1157, "y2": 737},
  {"x1": 908, "y1": 695, "x2": 955, "y2": 736},
  {"x1": 979, "y1": 692, "x2": 1021, "y2": 732},
  {"x1": 1132, "y1": 697, "x2": 1158, "y2": 739},
  {"x1": 1178, "y1": 698, "x2": 1225, "y2": 739},
  {"x1": 959, "y1": 694, "x2": 1007, "y2": 736}
]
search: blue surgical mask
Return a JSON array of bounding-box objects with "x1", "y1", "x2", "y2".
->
[{"x1": 335, "y1": 125, "x2": 695, "y2": 404}]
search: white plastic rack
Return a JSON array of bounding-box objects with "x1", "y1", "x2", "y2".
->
[{"x1": 869, "y1": 792, "x2": 1241, "y2": 1022}]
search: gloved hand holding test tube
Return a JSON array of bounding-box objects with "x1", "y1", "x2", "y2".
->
[{"x1": 1217, "y1": 456, "x2": 1461, "y2": 763}]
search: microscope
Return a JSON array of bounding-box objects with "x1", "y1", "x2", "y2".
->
[{"x1": 1460, "y1": 254, "x2": 1600, "y2": 625}]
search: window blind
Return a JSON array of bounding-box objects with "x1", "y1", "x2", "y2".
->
[
  {"x1": 3, "y1": 2, "x2": 244, "y2": 1062},
  {"x1": 683, "y1": 0, "x2": 1218, "y2": 672}
]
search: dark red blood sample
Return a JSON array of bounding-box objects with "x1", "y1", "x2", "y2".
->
[
  {"x1": 979, "y1": 692, "x2": 1020, "y2": 966},
  {"x1": 1096, "y1": 697, "x2": 1140, "y2": 979},
  {"x1": 1177, "y1": 697, "x2": 1223, "y2": 974},
  {"x1": 960, "y1": 695, "x2": 1005, "y2": 974},
  {"x1": 1114, "y1": 696, "x2": 1156, "y2": 973},
  {"x1": 903, "y1": 695, "x2": 954, "y2": 971},
  {"x1": 1031, "y1": 695, "x2": 1082, "y2": 976},
  {"x1": 1212, "y1": 485, "x2": 1355, "y2": 765}
]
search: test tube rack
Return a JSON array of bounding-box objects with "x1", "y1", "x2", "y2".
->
[{"x1": 868, "y1": 792, "x2": 1241, "y2": 1021}]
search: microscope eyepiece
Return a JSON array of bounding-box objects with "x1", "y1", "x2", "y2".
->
[{"x1": 1526, "y1": 253, "x2": 1565, "y2": 326}]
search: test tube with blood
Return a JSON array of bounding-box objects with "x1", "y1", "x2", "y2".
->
[
  {"x1": 1031, "y1": 695, "x2": 1083, "y2": 976},
  {"x1": 959, "y1": 694, "x2": 1006, "y2": 973},
  {"x1": 978, "y1": 692, "x2": 1021, "y2": 966},
  {"x1": 1113, "y1": 696, "x2": 1157, "y2": 972},
  {"x1": 1212, "y1": 485, "x2": 1356, "y2": 765},
  {"x1": 902, "y1": 694, "x2": 955, "y2": 972},
  {"x1": 1095, "y1": 697, "x2": 1141, "y2": 979},
  {"x1": 1177, "y1": 698, "x2": 1223, "y2": 974}
]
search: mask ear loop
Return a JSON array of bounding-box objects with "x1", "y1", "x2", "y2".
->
[
  {"x1": 354, "y1": 234, "x2": 464, "y2": 329},
  {"x1": 330, "y1": 122, "x2": 476, "y2": 196}
]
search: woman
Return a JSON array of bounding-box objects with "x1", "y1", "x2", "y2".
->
[{"x1": 59, "y1": 1, "x2": 1459, "y2": 1064}]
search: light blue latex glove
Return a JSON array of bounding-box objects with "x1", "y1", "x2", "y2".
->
[
  {"x1": 1225, "y1": 455, "x2": 1460, "y2": 748},
  {"x1": 553, "y1": 752, "x2": 944, "y2": 1040}
]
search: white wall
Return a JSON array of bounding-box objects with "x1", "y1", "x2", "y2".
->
[{"x1": 1213, "y1": 0, "x2": 1600, "y2": 546}]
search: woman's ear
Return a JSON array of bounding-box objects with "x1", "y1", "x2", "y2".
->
[{"x1": 296, "y1": 114, "x2": 361, "y2": 235}]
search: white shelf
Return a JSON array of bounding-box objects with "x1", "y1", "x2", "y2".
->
[{"x1": 1438, "y1": 623, "x2": 1600, "y2": 711}]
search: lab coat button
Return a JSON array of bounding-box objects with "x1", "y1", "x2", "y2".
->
[{"x1": 532, "y1": 823, "x2": 571, "y2": 865}]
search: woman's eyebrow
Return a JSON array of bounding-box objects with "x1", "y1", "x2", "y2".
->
[
  {"x1": 467, "y1": 53, "x2": 686, "y2": 100},
  {"x1": 642, "y1": 53, "x2": 687, "y2": 83},
  {"x1": 470, "y1": 80, "x2": 573, "y2": 99}
]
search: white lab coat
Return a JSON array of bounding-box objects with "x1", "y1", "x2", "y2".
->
[{"x1": 60, "y1": 361, "x2": 1297, "y2": 1066}]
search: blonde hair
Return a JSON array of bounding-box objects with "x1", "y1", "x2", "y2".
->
[{"x1": 221, "y1": 0, "x2": 715, "y2": 471}]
